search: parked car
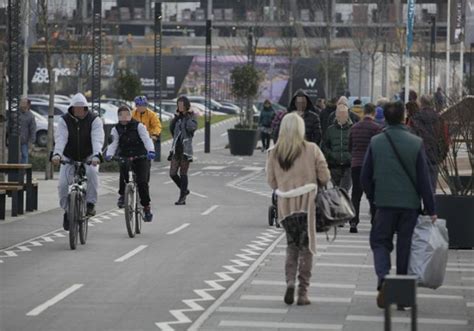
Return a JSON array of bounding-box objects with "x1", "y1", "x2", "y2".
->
[
  {"x1": 29, "y1": 102, "x2": 68, "y2": 124},
  {"x1": 28, "y1": 94, "x2": 71, "y2": 105},
  {"x1": 101, "y1": 98, "x2": 132, "y2": 109},
  {"x1": 174, "y1": 96, "x2": 238, "y2": 115},
  {"x1": 218, "y1": 100, "x2": 241, "y2": 113},
  {"x1": 30, "y1": 110, "x2": 58, "y2": 147}
]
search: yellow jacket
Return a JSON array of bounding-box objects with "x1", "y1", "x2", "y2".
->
[
  {"x1": 132, "y1": 109, "x2": 162, "y2": 137},
  {"x1": 351, "y1": 105, "x2": 364, "y2": 120}
]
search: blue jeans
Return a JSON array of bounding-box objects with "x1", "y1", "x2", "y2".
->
[
  {"x1": 370, "y1": 207, "x2": 418, "y2": 289},
  {"x1": 20, "y1": 144, "x2": 29, "y2": 164}
]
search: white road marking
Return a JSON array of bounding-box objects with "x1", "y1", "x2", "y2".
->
[
  {"x1": 26, "y1": 284, "x2": 84, "y2": 316},
  {"x1": 462, "y1": 277, "x2": 474, "y2": 281},
  {"x1": 220, "y1": 132, "x2": 228, "y2": 136},
  {"x1": 219, "y1": 320, "x2": 343, "y2": 330},
  {"x1": 216, "y1": 307, "x2": 288, "y2": 314},
  {"x1": 190, "y1": 191, "x2": 207, "y2": 198},
  {"x1": 241, "y1": 167, "x2": 264, "y2": 171},
  {"x1": 467, "y1": 302, "x2": 474, "y2": 308},
  {"x1": 164, "y1": 180, "x2": 173, "y2": 185},
  {"x1": 202, "y1": 205, "x2": 219, "y2": 216},
  {"x1": 197, "y1": 141, "x2": 205, "y2": 146},
  {"x1": 187, "y1": 232, "x2": 286, "y2": 331},
  {"x1": 190, "y1": 171, "x2": 202, "y2": 176},
  {"x1": 167, "y1": 223, "x2": 190, "y2": 235},
  {"x1": 346, "y1": 315, "x2": 468, "y2": 326},
  {"x1": 251, "y1": 280, "x2": 356, "y2": 289},
  {"x1": 440, "y1": 285, "x2": 474, "y2": 290},
  {"x1": 354, "y1": 291, "x2": 464, "y2": 300},
  {"x1": 240, "y1": 295, "x2": 352, "y2": 303},
  {"x1": 202, "y1": 166, "x2": 227, "y2": 170},
  {"x1": 447, "y1": 263, "x2": 474, "y2": 267},
  {"x1": 114, "y1": 245, "x2": 148, "y2": 262}
]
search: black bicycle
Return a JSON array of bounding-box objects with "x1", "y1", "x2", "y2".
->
[
  {"x1": 61, "y1": 160, "x2": 91, "y2": 250},
  {"x1": 115, "y1": 155, "x2": 147, "y2": 238}
]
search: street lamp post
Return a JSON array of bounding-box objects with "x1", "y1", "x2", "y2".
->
[
  {"x1": 7, "y1": 0, "x2": 21, "y2": 169},
  {"x1": 470, "y1": 43, "x2": 474, "y2": 95},
  {"x1": 429, "y1": 15, "x2": 436, "y2": 94},
  {"x1": 154, "y1": 1, "x2": 162, "y2": 162},
  {"x1": 204, "y1": 0, "x2": 212, "y2": 154}
]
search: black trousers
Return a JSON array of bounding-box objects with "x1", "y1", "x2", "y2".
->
[
  {"x1": 261, "y1": 131, "x2": 271, "y2": 150},
  {"x1": 119, "y1": 158, "x2": 151, "y2": 207},
  {"x1": 351, "y1": 166, "x2": 376, "y2": 226}
]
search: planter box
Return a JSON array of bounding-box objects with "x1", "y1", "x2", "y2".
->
[
  {"x1": 435, "y1": 194, "x2": 474, "y2": 249},
  {"x1": 228, "y1": 128, "x2": 258, "y2": 156}
]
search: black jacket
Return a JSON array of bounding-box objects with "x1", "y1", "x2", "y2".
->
[
  {"x1": 287, "y1": 90, "x2": 322, "y2": 145},
  {"x1": 62, "y1": 111, "x2": 97, "y2": 161},
  {"x1": 115, "y1": 119, "x2": 147, "y2": 158}
]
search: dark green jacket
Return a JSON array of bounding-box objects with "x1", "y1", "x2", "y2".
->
[
  {"x1": 322, "y1": 121, "x2": 352, "y2": 167},
  {"x1": 258, "y1": 106, "x2": 275, "y2": 128},
  {"x1": 368, "y1": 125, "x2": 423, "y2": 209}
]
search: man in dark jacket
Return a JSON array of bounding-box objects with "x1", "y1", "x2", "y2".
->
[
  {"x1": 409, "y1": 94, "x2": 448, "y2": 191},
  {"x1": 287, "y1": 89, "x2": 322, "y2": 145},
  {"x1": 19, "y1": 98, "x2": 36, "y2": 164},
  {"x1": 348, "y1": 103, "x2": 380, "y2": 233},
  {"x1": 361, "y1": 101, "x2": 437, "y2": 309},
  {"x1": 320, "y1": 98, "x2": 337, "y2": 136},
  {"x1": 322, "y1": 104, "x2": 352, "y2": 192}
]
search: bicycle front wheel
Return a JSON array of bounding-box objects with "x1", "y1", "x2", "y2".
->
[
  {"x1": 68, "y1": 191, "x2": 80, "y2": 250},
  {"x1": 124, "y1": 183, "x2": 136, "y2": 238}
]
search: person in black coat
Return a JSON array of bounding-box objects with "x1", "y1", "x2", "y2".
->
[{"x1": 287, "y1": 89, "x2": 322, "y2": 145}]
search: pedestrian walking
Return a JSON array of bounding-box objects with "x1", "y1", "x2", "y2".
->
[
  {"x1": 327, "y1": 96, "x2": 360, "y2": 126},
  {"x1": 271, "y1": 109, "x2": 287, "y2": 143},
  {"x1": 267, "y1": 113, "x2": 330, "y2": 306},
  {"x1": 18, "y1": 98, "x2": 36, "y2": 164},
  {"x1": 322, "y1": 103, "x2": 353, "y2": 192},
  {"x1": 168, "y1": 96, "x2": 198, "y2": 205},
  {"x1": 287, "y1": 89, "x2": 322, "y2": 145},
  {"x1": 348, "y1": 103, "x2": 380, "y2": 233},
  {"x1": 374, "y1": 97, "x2": 389, "y2": 126},
  {"x1": 314, "y1": 98, "x2": 325, "y2": 115},
  {"x1": 434, "y1": 87, "x2": 446, "y2": 112},
  {"x1": 405, "y1": 101, "x2": 420, "y2": 126},
  {"x1": 258, "y1": 99, "x2": 275, "y2": 152},
  {"x1": 361, "y1": 101, "x2": 437, "y2": 309},
  {"x1": 351, "y1": 99, "x2": 364, "y2": 120},
  {"x1": 408, "y1": 94, "x2": 449, "y2": 191},
  {"x1": 320, "y1": 98, "x2": 337, "y2": 137}
]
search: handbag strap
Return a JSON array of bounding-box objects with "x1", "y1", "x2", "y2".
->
[{"x1": 383, "y1": 132, "x2": 418, "y2": 195}]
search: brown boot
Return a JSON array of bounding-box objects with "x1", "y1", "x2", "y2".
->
[
  {"x1": 284, "y1": 244, "x2": 298, "y2": 304},
  {"x1": 297, "y1": 247, "x2": 313, "y2": 306}
]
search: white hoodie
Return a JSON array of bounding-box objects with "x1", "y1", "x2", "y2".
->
[{"x1": 53, "y1": 93, "x2": 104, "y2": 158}]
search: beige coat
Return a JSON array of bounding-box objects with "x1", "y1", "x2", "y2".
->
[{"x1": 267, "y1": 142, "x2": 331, "y2": 253}]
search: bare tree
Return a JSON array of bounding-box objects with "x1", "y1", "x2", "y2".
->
[
  {"x1": 37, "y1": 0, "x2": 56, "y2": 179},
  {"x1": 0, "y1": 39, "x2": 7, "y2": 168}
]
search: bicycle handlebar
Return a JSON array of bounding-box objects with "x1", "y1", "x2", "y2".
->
[{"x1": 112, "y1": 155, "x2": 148, "y2": 162}]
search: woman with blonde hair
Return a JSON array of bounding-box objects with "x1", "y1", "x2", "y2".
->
[{"x1": 267, "y1": 113, "x2": 331, "y2": 305}]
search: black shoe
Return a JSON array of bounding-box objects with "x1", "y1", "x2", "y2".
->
[
  {"x1": 117, "y1": 195, "x2": 124, "y2": 209},
  {"x1": 185, "y1": 190, "x2": 190, "y2": 196},
  {"x1": 86, "y1": 203, "x2": 96, "y2": 216},
  {"x1": 175, "y1": 195, "x2": 186, "y2": 205},
  {"x1": 284, "y1": 286, "x2": 295, "y2": 305},
  {"x1": 143, "y1": 205, "x2": 153, "y2": 222},
  {"x1": 377, "y1": 286, "x2": 385, "y2": 309},
  {"x1": 350, "y1": 226, "x2": 358, "y2": 233},
  {"x1": 63, "y1": 213, "x2": 69, "y2": 231}
]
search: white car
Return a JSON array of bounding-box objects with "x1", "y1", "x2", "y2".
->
[
  {"x1": 31, "y1": 110, "x2": 58, "y2": 147},
  {"x1": 28, "y1": 94, "x2": 71, "y2": 105},
  {"x1": 29, "y1": 102, "x2": 68, "y2": 124}
]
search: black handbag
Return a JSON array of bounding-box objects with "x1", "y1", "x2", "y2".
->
[{"x1": 316, "y1": 185, "x2": 355, "y2": 236}]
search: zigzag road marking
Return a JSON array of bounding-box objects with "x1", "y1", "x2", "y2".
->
[
  {"x1": 155, "y1": 229, "x2": 284, "y2": 330},
  {"x1": 0, "y1": 208, "x2": 121, "y2": 262}
]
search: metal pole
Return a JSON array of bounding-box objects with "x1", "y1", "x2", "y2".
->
[
  {"x1": 470, "y1": 43, "x2": 473, "y2": 94},
  {"x1": 204, "y1": 1, "x2": 212, "y2": 154},
  {"x1": 429, "y1": 15, "x2": 436, "y2": 94},
  {"x1": 91, "y1": 0, "x2": 102, "y2": 115},
  {"x1": 446, "y1": 0, "x2": 451, "y2": 98},
  {"x1": 22, "y1": 0, "x2": 29, "y2": 97},
  {"x1": 460, "y1": 41, "x2": 464, "y2": 95},
  {"x1": 7, "y1": 0, "x2": 21, "y2": 166},
  {"x1": 382, "y1": 43, "x2": 388, "y2": 97},
  {"x1": 154, "y1": 1, "x2": 162, "y2": 162}
]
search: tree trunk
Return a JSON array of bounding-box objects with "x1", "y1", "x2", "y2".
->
[
  {"x1": 288, "y1": 37, "x2": 293, "y2": 105},
  {"x1": 0, "y1": 59, "x2": 6, "y2": 173},
  {"x1": 45, "y1": 56, "x2": 55, "y2": 180},
  {"x1": 370, "y1": 55, "x2": 376, "y2": 102},
  {"x1": 358, "y1": 52, "x2": 363, "y2": 99}
]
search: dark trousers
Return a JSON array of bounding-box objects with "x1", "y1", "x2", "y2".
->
[
  {"x1": 370, "y1": 207, "x2": 418, "y2": 289},
  {"x1": 428, "y1": 162, "x2": 438, "y2": 192},
  {"x1": 169, "y1": 154, "x2": 190, "y2": 195},
  {"x1": 351, "y1": 166, "x2": 376, "y2": 226},
  {"x1": 119, "y1": 158, "x2": 151, "y2": 207},
  {"x1": 261, "y1": 131, "x2": 271, "y2": 150}
]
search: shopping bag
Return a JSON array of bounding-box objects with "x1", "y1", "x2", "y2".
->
[{"x1": 408, "y1": 216, "x2": 449, "y2": 289}]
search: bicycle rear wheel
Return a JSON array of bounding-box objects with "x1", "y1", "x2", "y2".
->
[
  {"x1": 124, "y1": 183, "x2": 136, "y2": 238},
  {"x1": 135, "y1": 197, "x2": 142, "y2": 234},
  {"x1": 68, "y1": 191, "x2": 79, "y2": 250}
]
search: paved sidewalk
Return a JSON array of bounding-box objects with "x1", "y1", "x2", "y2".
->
[{"x1": 194, "y1": 189, "x2": 474, "y2": 330}]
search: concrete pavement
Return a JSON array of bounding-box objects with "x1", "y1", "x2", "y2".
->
[{"x1": 1, "y1": 117, "x2": 473, "y2": 331}]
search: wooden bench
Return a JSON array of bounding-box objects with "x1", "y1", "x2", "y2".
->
[
  {"x1": 0, "y1": 185, "x2": 24, "y2": 218},
  {"x1": 0, "y1": 181, "x2": 38, "y2": 211}
]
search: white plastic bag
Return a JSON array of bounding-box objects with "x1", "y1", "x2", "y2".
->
[{"x1": 408, "y1": 216, "x2": 449, "y2": 289}]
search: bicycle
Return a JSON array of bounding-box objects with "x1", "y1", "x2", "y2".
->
[
  {"x1": 60, "y1": 159, "x2": 91, "y2": 250},
  {"x1": 114, "y1": 155, "x2": 147, "y2": 238}
]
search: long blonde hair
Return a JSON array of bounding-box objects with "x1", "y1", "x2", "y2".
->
[{"x1": 273, "y1": 113, "x2": 305, "y2": 171}]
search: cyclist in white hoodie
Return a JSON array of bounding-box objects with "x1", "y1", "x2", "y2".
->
[{"x1": 52, "y1": 93, "x2": 104, "y2": 231}]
